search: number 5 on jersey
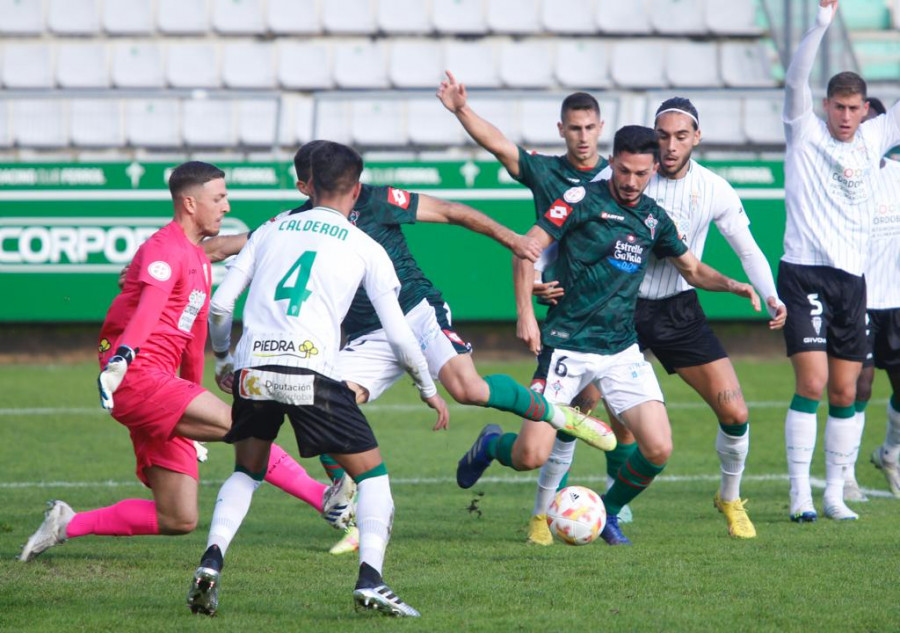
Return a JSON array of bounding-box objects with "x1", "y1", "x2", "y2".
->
[{"x1": 275, "y1": 251, "x2": 317, "y2": 316}]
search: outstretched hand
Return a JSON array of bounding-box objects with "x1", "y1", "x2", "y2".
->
[
  {"x1": 732, "y1": 282, "x2": 761, "y2": 312},
  {"x1": 533, "y1": 280, "x2": 565, "y2": 305},
  {"x1": 437, "y1": 70, "x2": 468, "y2": 114},
  {"x1": 423, "y1": 392, "x2": 450, "y2": 431}
]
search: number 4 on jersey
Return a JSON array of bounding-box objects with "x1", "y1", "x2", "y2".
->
[{"x1": 275, "y1": 251, "x2": 317, "y2": 316}]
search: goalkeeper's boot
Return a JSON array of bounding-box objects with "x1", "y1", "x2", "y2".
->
[
  {"x1": 187, "y1": 545, "x2": 223, "y2": 616},
  {"x1": 526, "y1": 514, "x2": 553, "y2": 546},
  {"x1": 456, "y1": 424, "x2": 502, "y2": 489},
  {"x1": 330, "y1": 524, "x2": 360, "y2": 555},
  {"x1": 713, "y1": 493, "x2": 757, "y2": 538},
  {"x1": 557, "y1": 405, "x2": 616, "y2": 451},
  {"x1": 353, "y1": 562, "x2": 420, "y2": 617},
  {"x1": 789, "y1": 494, "x2": 818, "y2": 523},
  {"x1": 321, "y1": 473, "x2": 356, "y2": 530},
  {"x1": 19, "y1": 500, "x2": 75, "y2": 562},
  {"x1": 871, "y1": 445, "x2": 900, "y2": 498},
  {"x1": 842, "y1": 475, "x2": 868, "y2": 502},
  {"x1": 599, "y1": 514, "x2": 632, "y2": 546}
]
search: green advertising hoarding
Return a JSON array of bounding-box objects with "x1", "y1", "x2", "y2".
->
[{"x1": 0, "y1": 160, "x2": 785, "y2": 323}]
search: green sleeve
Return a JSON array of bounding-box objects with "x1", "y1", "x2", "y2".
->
[
  {"x1": 514, "y1": 146, "x2": 537, "y2": 188},
  {"x1": 369, "y1": 185, "x2": 419, "y2": 225}
]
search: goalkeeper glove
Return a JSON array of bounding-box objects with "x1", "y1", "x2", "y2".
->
[{"x1": 98, "y1": 345, "x2": 136, "y2": 412}]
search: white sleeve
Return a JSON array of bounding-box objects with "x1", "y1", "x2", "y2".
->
[
  {"x1": 590, "y1": 165, "x2": 613, "y2": 183},
  {"x1": 721, "y1": 223, "x2": 781, "y2": 318},
  {"x1": 783, "y1": 5, "x2": 833, "y2": 124},
  {"x1": 208, "y1": 233, "x2": 257, "y2": 353},
  {"x1": 860, "y1": 100, "x2": 900, "y2": 157},
  {"x1": 370, "y1": 291, "x2": 437, "y2": 398}
]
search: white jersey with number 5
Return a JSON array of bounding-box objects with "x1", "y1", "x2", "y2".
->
[
  {"x1": 219, "y1": 206, "x2": 400, "y2": 379},
  {"x1": 865, "y1": 159, "x2": 900, "y2": 309}
]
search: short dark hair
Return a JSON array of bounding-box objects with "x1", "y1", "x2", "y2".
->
[
  {"x1": 613, "y1": 125, "x2": 660, "y2": 162},
  {"x1": 826, "y1": 71, "x2": 867, "y2": 99},
  {"x1": 866, "y1": 97, "x2": 887, "y2": 116},
  {"x1": 168, "y1": 161, "x2": 225, "y2": 199},
  {"x1": 655, "y1": 96, "x2": 699, "y2": 130},
  {"x1": 560, "y1": 92, "x2": 600, "y2": 121},
  {"x1": 309, "y1": 141, "x2": 363, "y2": 197},
  {"x1": 293, "y1": 140, "x2": 329, "y2": 183}
]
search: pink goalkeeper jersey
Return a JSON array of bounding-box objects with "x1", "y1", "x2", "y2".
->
[{"x1": 98, "y1": 221, "x2": 212, "y2": 377}]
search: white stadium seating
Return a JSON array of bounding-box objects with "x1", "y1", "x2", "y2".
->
[
  {"x1": 332, "y1": 40, "x2": 389, "y2": 88},
  {"x1": 377, "y1": 0, "x2": 432, "y2": 34},
  {"x1": 266, "y1": 0, "x2": 321, "y2": 34},
  {"x1": 48, "y1": 0, "x2": 100, "y2": 36},
  {"x1": 721, "y1": 41, "x2": 777, "y2": 88},
  {"x1": 407, "y1": 98, "x2": 465, "y2": 146},
  {"x1": 166, "y1": 42, "x2": 220, "y2": 89},
  {"x1": 56, "y1": 44, "x2": 109, "y2": 89},
  {"x1": 2, "y1": 43, "x2": 53, "y2": 89},
  {"x1": 70, "y1": 99, "x2": 124, "y2": 147},
  {"x1": 0, "y1": 0, "x2": 43, "y2": 35},
  {"x1": 314, "y1": 99, "x2": 354, "y2": 144},
  {"x1": 541, "y1": 0, "x2": 596, "y2": 35},
  {"x1": 487, "y1": 0, "x2": 541, "y2": 34},
  {"x1": 323, "y1": 0, "x2": 376, "y2": 34},
  {"x1": 0, "y1": 100, "x2": 10, "y2": 148},
  {"x1": 277, "y1": 41, "x2": 333, "y2": 89},
  {"x1": 183, "y1": 99, "x2": 236, "y2": 147},
  {"x1": 689, "y1": 97, "x2": 747, "y2": 145},
  {"x1": 610, "y1": 40, "x2": 667, "y2": 89},
  {"x1": 499, "y1": 40, "x2": 554, "y2": 89},
  {"x1": 125, "y1": 99, "x2": 181, "y2": 148},
  {"x1": 464, "y1": 97, "x2": 521, "y2": 144},
  {"x1": 706, "y1": 0, "x2": 762, "y2": 35},
  {"x1": 743, "y1": 97, "x2": 784, "y2": 145},
  {"x1": 213, "y1": 0, "x2": 265, "y2": 35},
  {"x1": 158, "y1": 0, "x2": 210, "y2": 35},
  {"x1": 237, "y1": 99, "x2": 279, "y2": 147},
  {"x1": 111, "y1": 42, "x2": 165, "y2": 88},
  {"x1": 222, "y1": 42, "x2": 276, "y2": 89},
  {"x1": 520, "y1": 99, "x2": 564, "y2": 146},
  {"x1": 351, "y1": 99, "x2": 409, "y2": 146},
  {"x1": 433, "y1": 0, "x2": 487, "y2": 35},
  {"x1": 103, "y1": 0, "x2": 154, "y2": 35},
  {"x1": 389, "y1": 40, "x2": 444, "y2": 89},
  {"x1": 665, "y1": 41, "x2": 720, "y2": 88},
  {"x1": 12, "y1": 100, "x2": 67, "y2": 148},
  {"x1": 595, "y1": 0, "x2": 652, "y2": 35},
  {"x1": 554, "y1": 40, "x2": 611, "y2": 89},
  {"x1": 444, "y1": 40, "x2": 502, "y2": 88},
  {"x1": 649, "y1": 0, "x2": 706, "y2": 36}
]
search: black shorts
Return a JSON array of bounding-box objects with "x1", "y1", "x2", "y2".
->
[
  {"x1": 777, "y1": 261, "x2": 867, "y2": 361},
  {"x1": 634, "y1": 290, "x2": 728, "y2": 375},
  {"x1": 866, "y1": 308, "x2": 900, "y2": 370},
  {"x1": 226, "y1": 365, "x2": 378, "y2": 458}
]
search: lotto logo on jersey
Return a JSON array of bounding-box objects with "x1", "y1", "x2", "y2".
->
[
  {"x1": 544, "y1": 199, "x2": 573, "y2": 227},
  {"x1": 387, "y1": 187, "x2": 411, "y2": 209}
]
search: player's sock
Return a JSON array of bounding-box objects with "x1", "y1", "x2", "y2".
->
[
  {"x1": 484, "y1": 374, "x2": 552, "y2": 421},
  {"x1": 265, "y1": 443, "x2": 328, "y2": 512},
  {"x1": 207, "y1": 470, "x2": 263, "y2": 556},
  {"x1": 605, "y1": 442, "x2": 637, "y2": 480},
  {"x1": 604, "y1": 448, "x2": 666, "y2": 516},
  {"x1": 65, "y1": 499, "x2": 158, "y2": 538},
  {"x1": 486, "y1": 432, "x2": 520, "y2": 469},
  {"x1": 716, "y1": 421, "x2": 749, "y2": 502},
  {"x1": 532, "y1": 435, "x2": 576, "y2": 516},
  {"x1": 786, "y1": 395, "x2": 819, "y2": 509},
  {"x1": 823, "y1": 404, "x2": 856, "y2": 505},
  {"x1": 847, "y1": 403, "x2": 867, "y2": 482},
  {"x1": 319, "y1": 454, "x2": 346, "y2": 483},
  {"x1": 354, "y1": 464, "x2": 393, "y2": 576},
  {"x1": 883, "y1": 395, "x2": 900, "y2": 463}
]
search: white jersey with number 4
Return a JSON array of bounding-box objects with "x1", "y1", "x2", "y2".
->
[
  {"x1": 216, "y1": 206, "x2": 400, "y2": 379},
  {"x1": 866, "y1": 158, "x2": 900, "y2": 309}
]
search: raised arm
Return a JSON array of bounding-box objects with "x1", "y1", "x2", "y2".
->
[
  {"x1": 437, "y1": 70, "x2": 522, "y2": 178},
  {"x1": 670, "y1": 250, "x2": 761, "y2": 312},
  {"x1": 513, "y1": 225, "x2": 555, "y2": 355},
  {"x1": 784, "y1": 0, "x2": 837, "y2": 122},
  {"x1": 416, "y1": 194, "x2": 541, "y2": 262}
]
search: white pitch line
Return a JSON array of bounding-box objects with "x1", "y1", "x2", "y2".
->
[{"x1": 0, "y1": 474, "x2": 894, "y2": 499}]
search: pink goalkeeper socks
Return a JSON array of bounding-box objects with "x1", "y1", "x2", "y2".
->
[
  {"x1": 65, "y1": 499, "x2": 159, "y2": 538},
  {"x1": 266, "y1": 443, "x2": 327, "y2": 512}
]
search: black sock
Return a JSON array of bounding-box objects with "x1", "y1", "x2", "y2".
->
[
  {"x1": 355, "y1": 562, "x2": 383, "y2": 590},
  {"x1": 200, "y1": 545, "x2": 224, "y2": 571}
]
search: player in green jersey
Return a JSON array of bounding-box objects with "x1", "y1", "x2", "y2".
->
[{"x1": 456, "y1": 126, "x2": 761, "y2": 545}]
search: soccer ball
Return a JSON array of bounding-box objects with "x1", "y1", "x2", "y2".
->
[{"x1": 546, "y1": 485, "x2": 607, "y2": 545}]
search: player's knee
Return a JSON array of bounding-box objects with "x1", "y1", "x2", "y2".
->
[
  {"x1": 512, "y1": 442, "x2": 549, "y2": 471},
  {"x1": 856, "y1": 381, "x2": 873, "y2": 403},
  {"x1": 640, "y1": 439, "x2": 672, "y2": 465},
  {"x1": 795, "y1": 376, "x2": 827, "y2": 400},
  {"x1": 157, "y1": 509, "x2": 198, "y2": 535},
  {"x1": 828, "y1": 383, "x2": 857, "y2": 407},
  {"x1": 718, "y1": 401, "x2": 749, "y2": 426}
]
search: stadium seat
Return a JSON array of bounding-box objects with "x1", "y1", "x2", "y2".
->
[
  {"x1": 158, "y1": 0, "x2": 210, "y2": 35},
  {"x1": 542, "y1": 0, "x2": 596, "y2": 34},
  {"x1": 48, "y1": 0, "x2": 100, "y2": 35},
  {"x1": 648, "y1": 0, "x2": 705, "y2": 36},
  {"x1": 665, "y1": 41, "x2": 720, "y2": 88},
  {"x1": 213, "y1": 0, "x2": 265, "y2": 34},
  {"x1": 322, "y1": 0, "x2": 375, "y2": 34},
  {"x1": 126, "y1": 99, "x2": 181, "y2": 148},
  {"x1": 0, "y1": 100, "x2": 10, "y2": 148},
  {"x1": 56, "y1": 44, "x2": 109, "y2": 89},
  {"x1": 743, "y1": 97, "x2": 784, "y2": 145},
  {"x1": 183, "y1": 99, "x2": 235, "y2": 147},
  {"x1": 433, "y1": 0, "x2": 487, "y2": 35},
  {"x1": 595, "y1": 0, "x2": 652, "y2": 34},
  {"x1": 839, "y1": 0, "x2": 891, "y2": 30},
  {"x1": 610, "y1": 40, "x2": 667, "y2": 89},
  {"x1": 895, "y1": 0, "x2": 900, "y2": 29},
  {"x1": 70, "y1": 99, "x2": 124, "y2": 147},
  {"x1": 280, "y1": 95, "x2": 315, "y2": 145},
  {"x1": 465, "y1": 97, "x2": 520, "y2": 144},
  {"x1": 520, "y1": 99, "x2": 563, "y2": 146},
  {"x1": 389, "y1": 40, "x2": 443, "y2": 88},
  {"x1": 266, "y1": 0, "x2": 321, "y2": 34},
  {"x1": 333, "y1": 40, "x2": 389, "y2": 88},
  {"x1": 314, "y1": 99, "x2": 353, "y2": 144},
  {"x1": 597, "y1": 98, "x2": 619, "y2": 138},
  {"x1": 111, "y1": 43, "x2": 164, "y2": 88},
  {"x1": 103, "y1": 0, "x2": 154, "y2": 35},
  {"x1": 499, "y1": 40, "x2": 554, "y2": 89},
  {"x1": 167, "y1": 43, "x2": 220, "y2": 89},
  {"x1": 688, "y1": 97, "x2": 746, "y2": 145},
  {"x1": 555, "y1": 39, "x2": 611, "y2": 89},
  {"x1": 236, "y1": 99, "x2": 278, "y2": 147},
  {"x1": 705, "y1": 0, "x2": 761, "y2": 36},
  {"x1": 351, "y1": 99, "x2": 408, "y2": 146},
  {"x1": 12, "y1": 100, "x2": 67, "y2": 148},
  {"x1": 486, "y1": 0, "x2": 540, "y2": 34},
  {"x1": 2, "y1": 44, "x2": 53, "y2": 89},
  {"x1": 222, "y1": 42, "x2": 276, "y2": 89},
  {"x1": 444, "y1": 40, "x2": 501, "y2": 88},
  {"x1": 377, "y1": 0, "x2": 431, "y2": 34},
  {"x1": 0, "y1": 0, "x2": 43, "y2": 35},
  {"x1": 407, "y1": 98, "x2": 465, "y2": 146},
  {"x1": 720, "y1": 42, "x2": 776, "y2": 88},
  {"x1": 277, "y1": 41, "x2": 333, "y2": 89}
]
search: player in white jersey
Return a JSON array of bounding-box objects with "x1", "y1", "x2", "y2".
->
[
  {"x1": 186, "y1": 143, "x2": 448, "y2": 618},
  {"x1": 532, "y1": 98, "x2": 786, "y2": 540},
  {"x1": 850, "y1": 98, "x2": 900, "y2": 499},
  {"x1": 779, "y1": 0, "x2": 900, "y2": 523}
]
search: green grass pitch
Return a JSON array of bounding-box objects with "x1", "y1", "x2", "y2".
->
[{"x1": 0, "y1": 355, "x2": 897, "y2": 632}]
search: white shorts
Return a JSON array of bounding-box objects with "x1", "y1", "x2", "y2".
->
[
  {"x1": 541, "y1": 344, "x2": 664, "y2": 416},
  {"x1": 337, "y1": 298, "x2": 472, "y2": 402}
]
